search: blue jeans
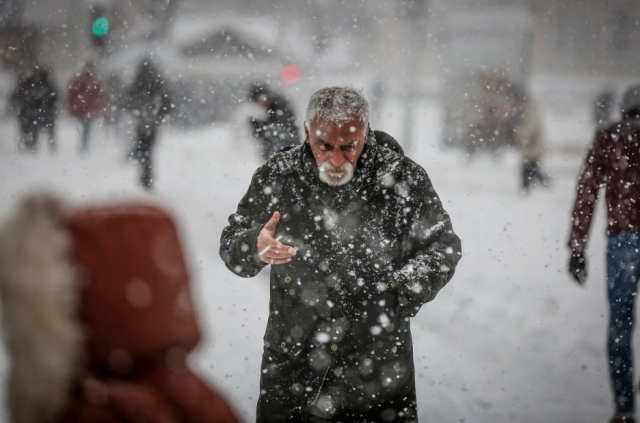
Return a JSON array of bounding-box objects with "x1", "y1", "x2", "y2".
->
[
  {"x1": 607, "y1": 232, "x2": 640, "y2": 415},
  {"x1": 80, "y1": 118, "x2": 93, "y2": 152}
]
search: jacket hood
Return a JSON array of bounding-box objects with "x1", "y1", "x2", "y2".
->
[
  {"x1": 0, "y1": 193, "x2": 82, "y2": 423},
  {"x1": 269, "y1": 129, "x2": 405, "y2": 190}
]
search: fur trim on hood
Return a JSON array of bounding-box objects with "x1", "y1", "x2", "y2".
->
[{"x1": 0, "y1": 193, "x2": 82, "y2": 423}]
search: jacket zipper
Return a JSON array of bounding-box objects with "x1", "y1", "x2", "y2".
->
[{"x1": 308, "y1": 363, "x2": 332, "y2": 407}]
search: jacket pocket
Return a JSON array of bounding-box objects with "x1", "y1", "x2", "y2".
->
[
  {"x1": 263, "y1": 319, "x2": 308, "y2": 357},
  {"x1": 264, "y1": 271, "x2": 309, "y2": 357},
  {"x1": 369, "y1": 317, "x2": 413, "y2": 361}
]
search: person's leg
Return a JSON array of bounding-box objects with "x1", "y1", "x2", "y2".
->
[
  {"x1": 137, "y1": 127, "x2": 156, "y2": 190},
  {"x1": 80, "y1": 118, "x2": 92, "y2": 153},
  {"x1": 531, "y1": 159, "x2": 551, "y2": 187},
  {"x1": 521, "y1": 160, "x2": 534, "y2": 191},
  {"x1": 23, "y1": 126, "x2": 37, "y2": 152},
  {"x1": 607, "y1": 233, "x2": 640, "y2": 418},
  {"x1": 47, "y1": 122, "x2": 56, "y2": 152}
]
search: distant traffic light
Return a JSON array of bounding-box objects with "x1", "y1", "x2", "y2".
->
[
  {"x1": 92, "y1": 17, "x2": 109, "y2": 37},
  {"x1": 90, "y1": 7, "x2": 109, "y2": 51}
]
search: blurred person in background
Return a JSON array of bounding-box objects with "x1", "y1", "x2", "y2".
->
[
  {"x1": 567, "y1": 84, "x2": 640, "y2": 423},
  {"x1": 221, "y1": 86, "x2": 461, "y2": 422},
  {"x1": 66, "y1": 62, "x2": 108, "y2": 153},
  {"x1": 124, "y1": 59, "x2": 172, "y2": 190},
  {"x1": 509, "y1": 84, "x2": 551, "y2": 193},
  {"x1": 247, "y1": 82, "x2": 300, "y2": 160},
  {"x1": 0, "y1": 193, "x2": 242, "y2": 423},
  {"x1": 594, "y1": 88, "x2": 617, "y2": 132},
  {"x1": 466, "y1": 73, "x2": 515, "y2": 157},
  {"x1": 10, "y1": 65, "x2": 58, "y2": 152}
]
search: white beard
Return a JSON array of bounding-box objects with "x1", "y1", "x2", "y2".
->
[{"x1": 318, "y1": 161, "x2": 354, "y2": 186}]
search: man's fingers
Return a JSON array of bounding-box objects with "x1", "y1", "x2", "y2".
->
[
  {"x1": 270, "y1": 245, "x2": 297, "y2": 257},
  {"x1": 259, "y1": 243, "x2": 296, "y2": 264},
  {"x1": 269, "y1": 257, "x2": 293, "y2": 265},
  {"x1": 263, "y1": 211, "x2": 281, "y2": 233}
]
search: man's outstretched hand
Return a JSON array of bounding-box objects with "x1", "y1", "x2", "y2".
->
[
  {"x1": 568, "y1": 250, "x2": 587, "y2": 285},
  {"x1": 257, "y1": 211, "x2": 296, "y2": 265}
]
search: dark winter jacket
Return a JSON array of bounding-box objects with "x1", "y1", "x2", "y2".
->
[
  {"x1": 220, "y1": 130, "x2": 461, "y2": 421},
  {"x1": 66, "y1": 70, "x2": 107, "y2": 119},
  {"x1": 11, "y1": 69, "x2": 58, "y2": 128},
  {"x1": 249, "y1": 94, "x2": 300, "y2": 160},
  {"x1": 569, "y1": 111, "x2": 640, "y2": 252}
]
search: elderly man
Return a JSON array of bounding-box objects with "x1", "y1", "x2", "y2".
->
[{"x1": 220, "y1": 86, "x2": 461, "y2": 422}]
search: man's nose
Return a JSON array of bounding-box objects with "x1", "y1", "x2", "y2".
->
[{"x1": 328, "y1": 149, "x2": 345, "y2": 167}]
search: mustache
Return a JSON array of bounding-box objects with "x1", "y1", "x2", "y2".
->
[{"x1": 319, "y1": 161, "x2": 354, "y2": 186}]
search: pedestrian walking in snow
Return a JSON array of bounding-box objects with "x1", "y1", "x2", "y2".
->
[
  {"x1": 66, "y1": 62, "x2": 107, "y2": 153},
  {"x1": 10, "y1": 65, "x2": 58, "y2": 152},
  {"x1": 221, "y1": 86, "x2": 462, "y2": 422},
  {"x1": 124, "y1": 59, "x2": 172, "y2": 190},
  {"x1": 568, "y1": 84, "x2": 640, "y2": 423},
  {"x1": 247, "y1": 82, "x2": 300, "y2": 160},
  {"x1": 509, "y1": 84, "x2": 551, "y2": 193},
  {"x1": 0, "y1": 193, "x2": 242, "y2": 423}
]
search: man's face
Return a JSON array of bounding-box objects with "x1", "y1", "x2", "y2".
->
[
  {"x1": 305, "y1": 117, "x2": 368, "y2": 186},
  {"x1": 255, "y1": 93, "x2": 270, "y2": 109}
]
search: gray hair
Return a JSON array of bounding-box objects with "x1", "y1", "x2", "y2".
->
[{"x1": 305, "y1": 86, "x2": 370, "y2": 128}]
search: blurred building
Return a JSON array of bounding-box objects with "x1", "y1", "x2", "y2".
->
[
  {"x1": 431, "y1": 0, "x2": 640, "y2": 79},
  {"x1": 529, "y1": 0, "x2": 639, "y2": 77},
  {"x1": 0, "y1": 0, "x2": 637, "y2": 129}
]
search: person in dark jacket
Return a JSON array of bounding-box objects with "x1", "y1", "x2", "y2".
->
[
  {"x1": 124, "y1": 59, "x2": 172, "y2": 189},
  {"x1": 568, "y1": 84, "x2": 640, "y2": 423},
  {"x1": 10, "y1": 65, "x2": 58, "y2": 152},
  {"x1": 220, "y1": 86, "x2": 462, "y2": 422},
  {"x1": 66, "y1": 62, "x2": 108, "y2": 153},
  {"x1": 247, "y1": 82, "x2": 300, "y2": 160}
]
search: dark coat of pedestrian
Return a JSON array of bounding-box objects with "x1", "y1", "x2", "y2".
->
[
  {"x1": 221, "y1": 86, "x2": 462, "y2": 422},
  {"x1": 248, "y1": 83, "x2": 300, "y2": 160},
  {"x1": 124, "y1": 60, "x2": 172, "y2": 190},
  {"x1": 10, "y1": 66, "x2": 58, "y2": 151},
  {"x1": 568, "y1": 84, "x2": 640, "y2": 423},
  {"x1": 66, "y1": 62, "x2": 108, "y2": 153},
  {"x1": 0, "y1": 193, "x2": 242, "y2": 423}
]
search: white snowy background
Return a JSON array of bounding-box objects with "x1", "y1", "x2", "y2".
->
[{"x1": 0, "y1": 89, "x2": 626, "y2": 423}]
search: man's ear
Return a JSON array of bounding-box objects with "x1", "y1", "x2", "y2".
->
[
  {"x1": 364, "y1": 125, "x2": 370, "y2": 144},
  {"x1": 304, "y1": 121, "x2": 310, "y2": 144}
]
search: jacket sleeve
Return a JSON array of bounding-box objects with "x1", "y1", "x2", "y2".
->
[
  {"x1": 219, "y1": 168, "x2": 270, "y2": 278},
  {"x1": 568, "y1": 131, "x2": 607, "y2": 252},
  {"x1": 394, "y1": 164, "x2": 462, "y2": 317}
]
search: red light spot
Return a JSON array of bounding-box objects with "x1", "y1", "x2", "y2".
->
[{"x1": 280, "y1": 65, "x2": 301, "y2": 84}]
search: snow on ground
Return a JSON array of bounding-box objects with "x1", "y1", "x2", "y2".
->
[{"x1": 0, "y1": 100, "x2": 623, "y2": 422}]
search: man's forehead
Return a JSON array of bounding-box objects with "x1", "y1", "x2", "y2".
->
[{"x1": 310, "y1": 118, "x2": 366, "y2": 135}]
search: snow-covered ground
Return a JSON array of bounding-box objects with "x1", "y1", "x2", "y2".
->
[{"x1": 0, "y1": 98, "x2": 622, "y2": 422}]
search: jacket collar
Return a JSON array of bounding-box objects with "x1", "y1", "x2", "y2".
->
[{"x1": 274, "y1": 130, "x2": 403, "y2": 191}]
